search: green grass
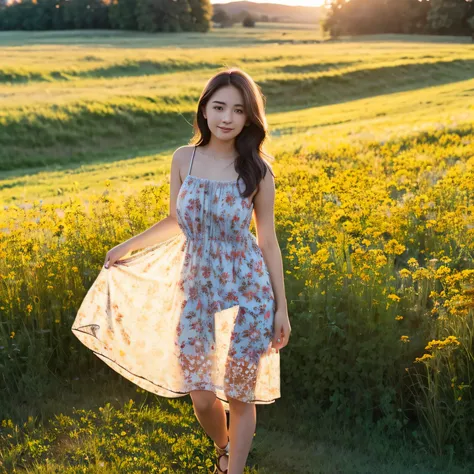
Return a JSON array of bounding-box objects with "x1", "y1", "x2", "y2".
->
[
  {"x1": 0, "y1": 29, "x2": 473, "y2": 177},
  {"x1": 1, "y1": 377, "x2": 468, "y2": 473},
  {"x1": 1, "y1": 69, "x2": 473, "y2": 205},
  {"x1": 0, "y1": 22, "x2": 321, "y2": 48}
]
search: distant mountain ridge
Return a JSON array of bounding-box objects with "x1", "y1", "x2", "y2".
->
[{"x1": 212, "y1": 1, "x2": 323, "y2": 24}]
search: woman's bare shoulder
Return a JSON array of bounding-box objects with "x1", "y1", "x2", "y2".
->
[{"x1": 172, "y1": 145, "x2": 194, "y2": 160}]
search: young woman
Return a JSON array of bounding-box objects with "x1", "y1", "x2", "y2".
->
[{"x1": 71, "y1": 67, "x2": 291, "y2": 474}]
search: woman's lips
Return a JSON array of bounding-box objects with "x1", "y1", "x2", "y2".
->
[{"x1": 218, "y1": 126, "x2": 233, "y2": 132}]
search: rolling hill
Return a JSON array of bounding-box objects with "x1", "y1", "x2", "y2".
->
[{"x1": 212, "y1": 1, "x2": 323, "y2": 24}]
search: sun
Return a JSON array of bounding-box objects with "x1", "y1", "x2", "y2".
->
[
  {"x1": 287, "y1": 0, "x2": 326, "y2": 5},
  {"x1": 284, "y1": 0, "x2": 325, "y2": 5},
  {"x1": 213, "y1": 0, "x2": 326, "y2": 6},
  {"x1": 268, "y1": 0, "x2": 325, "y2": 5}
]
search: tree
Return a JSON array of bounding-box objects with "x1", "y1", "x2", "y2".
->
[
  {"x1": 468, "y1": 14, "x2": 474, "y2": 38},
  {"x1": 26, "y1": 0, "x2": 54, "y2": 30},
  {"x1": 188, "y1": 0, "x2": 211, "y2": 32},
  {"x1": 426, "y1": 0, "x2": 474, "y2": 35},
  {"x1": 0, "y1": 0, "x2": 110, "y2": 30},
  {"x1": 322, "y1": 0, "x2": 433, "y2": 37},
  {"x1": 212, "y1": 8, "x2": 230, "y2": 27},
  {"x1": 63, "y1": 0, "x2": 110, "y2": 29},
  {"x1": 109, "y1": 0, "x2": 138, "y2": 29},
  {"x1": 0, "y1": 0, "x2": 211, "y2": 32},
  {"x1": 322, "y1": 0, "x2": 347, "y2": 37},
  {"x1": 135, "y1": 0, "x2": 189, "y2": 32},
  {"x1": 231, "y1": 9, "x2": 249, "y2": 23},
  {"x1": 242, "y1": 13, "x2": 255, "y2": 27}
]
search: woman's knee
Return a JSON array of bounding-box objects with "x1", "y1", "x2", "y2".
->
[
  {"x1": 227, "y1": 395, "x2": 256, "y2": 413},
  {"x1": 190, "y1": 390, "x2": 217, "y2": 412}
]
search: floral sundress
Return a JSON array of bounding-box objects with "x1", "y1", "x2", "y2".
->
[{"x1": 71, "y1": 145, "x2": 280, "y2": 412}]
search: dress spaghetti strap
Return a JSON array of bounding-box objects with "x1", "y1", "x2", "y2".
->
[{"x1": 188, "y1": 146, "x2": 197, "y2": 176}]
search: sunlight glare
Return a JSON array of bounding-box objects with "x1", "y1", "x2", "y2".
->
[{"x1": 212, "y1": 0, "x2": 325, "y2": 7}]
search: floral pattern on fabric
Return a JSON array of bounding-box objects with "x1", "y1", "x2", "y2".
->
[{"x1": 72, "y1": 155, "x2": 280, "y2": 411}]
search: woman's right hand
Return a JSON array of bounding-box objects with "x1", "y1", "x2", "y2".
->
[{"x1": 104, "y1": 243, "x2": 132, "y2": 269}]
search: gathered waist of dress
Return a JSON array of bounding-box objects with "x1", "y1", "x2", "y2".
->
[{"x1": 184, "y1": 230, "x2": 254, "y2": 245}]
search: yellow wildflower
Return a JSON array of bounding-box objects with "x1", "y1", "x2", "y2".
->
[
  {"x1": 415, "y1": 353, "x2": 433, "y2": 363},
  {"x1": 399, "y1": 269, "x2": 411, "y2": 279},
  {"x1": 384, "y1": 239, "x2": 406, "y2": 255},
  {"x1": 425, "y1": 335, "x2": 461, "y2": 351},
  {"x1": 435, "y1": 266, "x2": 451, "y2": 279}
]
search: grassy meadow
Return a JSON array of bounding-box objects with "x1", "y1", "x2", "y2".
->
[{"x1": 1, "y1": 23, "x2": 474, "y2": 473}]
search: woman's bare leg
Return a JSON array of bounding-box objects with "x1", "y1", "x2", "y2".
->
[
  {"x1": 190, "y1": 390, "x2": 229, "y2": 469},
  {"x1": 227, "y1": 396, "x2": 256, "y2": 474}
]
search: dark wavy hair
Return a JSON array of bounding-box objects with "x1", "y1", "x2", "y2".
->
[{"x1": 190, "y1": 67, "x2": 275, "y2": 199}]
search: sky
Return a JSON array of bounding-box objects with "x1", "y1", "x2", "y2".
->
[{"x1": 211, "y1": 0, "x2": 325, "y2": 7}]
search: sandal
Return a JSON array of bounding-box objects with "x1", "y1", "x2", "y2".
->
[{"x1": 213, "y1": 436, "x2": 230, "y2": 474}]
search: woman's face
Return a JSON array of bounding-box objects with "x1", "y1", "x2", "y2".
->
[{"x1": 203, "y1": 85, "x2": 248, "y2": 142}]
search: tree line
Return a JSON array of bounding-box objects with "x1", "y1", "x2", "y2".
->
[
  {"x1": 0, "y1": 0, "x2": 212, "y2": 32},
  {"x1": 211, "y1": 8, "x2": 276, "y2": 28},
  {"x1": 323, "y1": 0, "x2": 474, "y2": 37},
  {"x1": 1, "y1": 0, "x2": 473, "y2": 35}
]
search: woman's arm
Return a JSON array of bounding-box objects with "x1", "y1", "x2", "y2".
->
[
  {"x1": 252, "y1": 169, "x2": 287, "y2": 314},
  {"x1": 121, "y1": 148, "x2": 185, "y2": 253},
  {"x1": 253, "y1": 167, "x2": 291, "y2": 351}
]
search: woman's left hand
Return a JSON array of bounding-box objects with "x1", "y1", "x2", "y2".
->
[{"x1": 271, "y1": 308, "x2": 291, "y2": 353}]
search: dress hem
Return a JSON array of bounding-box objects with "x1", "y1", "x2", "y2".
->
[{"x1": 72, "y1": 327, "x2": 280, "y2": 407}]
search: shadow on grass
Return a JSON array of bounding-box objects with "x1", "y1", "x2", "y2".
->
[
  {"x1": 1, "y1": 374, "x2": 471, "y2": 474},
  {"x1": 2, "y1": 58, "x2": 474, "y2": 185},
  {"x1": 263, "y1": 58, "x2": 474, "y2": 112}
]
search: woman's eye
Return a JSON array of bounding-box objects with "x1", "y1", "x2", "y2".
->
[{"x1": 212, "y1": 106, "x2": 243, "y2": 114}]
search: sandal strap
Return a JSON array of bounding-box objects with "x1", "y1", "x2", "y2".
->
[
  {"x1": 214, "y1": 437, "x2": 230, "y2": 455},
  {"x1": 216, "y1": 452, "x2": 229, "y2": 473},
  {"x1": 214, "y1": 437, "x2": 229, "y2": 473}
]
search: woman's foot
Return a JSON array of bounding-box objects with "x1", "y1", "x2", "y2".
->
[
  {"x1": 214, "y1": 438, "x2": 230, "y2": 473},
  {"x1": 216, "y1": 452, "x2": 229, "y2": 472}
]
